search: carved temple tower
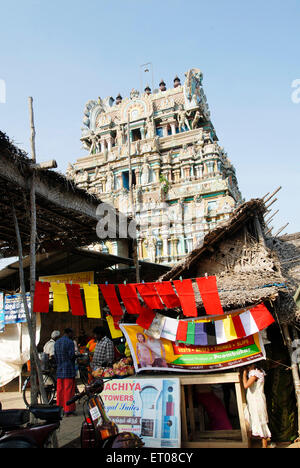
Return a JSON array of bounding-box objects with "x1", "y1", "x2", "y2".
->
[{"x1": 68, "y1": 68, "x2": 243, "y2": 265}]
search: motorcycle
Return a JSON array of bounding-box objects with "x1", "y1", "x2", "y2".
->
[
  {"x1": 67, "y1": 378, "x2": 144, "y2": 449},
  {"x1": 0, "y1": 404, "x2": 63, "y2": 448}
]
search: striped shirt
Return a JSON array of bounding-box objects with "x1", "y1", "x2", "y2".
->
[{"x1": 91, "y1": 336, "x2": 114, "y2": 370}]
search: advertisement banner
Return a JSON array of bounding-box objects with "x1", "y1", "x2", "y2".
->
[
  {"x1": 120, "y1": 324, "x2": 266, "y2": 373},
  {"x1": 4, "y1": 293, "x2": 30, "y2": 324},
  {"x1": 101, "y1": 377, "x2": 181, "y2": 448},
  {"x1": 39, "y1": 271, "x2": 94, "y2": 287}
]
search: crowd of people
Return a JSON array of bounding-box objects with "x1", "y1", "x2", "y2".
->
[{"x1": 43, "y1": 326, "x2": 116, "y2": 416}]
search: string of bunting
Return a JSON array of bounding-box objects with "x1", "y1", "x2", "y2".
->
[{"x1": 32, "y1": 276, "x2": 276, "y2": 344}]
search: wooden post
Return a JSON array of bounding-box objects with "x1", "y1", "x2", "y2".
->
[
  {"x1": 12, "y1": 204, "x2": 48, "y2": 404},
  {"x1": 127, "y1": 115, "x2": 140, "y2": 283}
]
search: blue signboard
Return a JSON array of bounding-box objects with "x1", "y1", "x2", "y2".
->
[
  {"x1": 4, "y1": 293, "x2": 30, "y2": 324},
  {"x1": 0, "y1": 292, "x2": 4, "y2": 332}
]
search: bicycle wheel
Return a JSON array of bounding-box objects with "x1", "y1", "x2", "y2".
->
[{"x1": 23, "y1": 373, "x2": 56, "y2": 408}]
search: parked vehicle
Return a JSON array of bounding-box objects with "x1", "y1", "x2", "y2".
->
[
  {"x1": 22, "y1": 352, "x2": 90, "y2": 407},
  {"x1": 0, "y1": 405, "x2": 63, "y2": 448},
  {"x1": 67, "y1": 378, "x2": 144, "y2": 448}
]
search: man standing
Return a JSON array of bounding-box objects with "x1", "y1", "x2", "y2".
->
[
  {"x1": 54, "y1": 328, "x2": 76, "y2": 416},
  {"x1": 91, "y1": 326, "x2": 115, "y2": 370},
  {"x1": 43, "y1": 330, "x2": 60, "y2": 359}
]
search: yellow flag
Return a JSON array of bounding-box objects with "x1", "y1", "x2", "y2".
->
[
  {"x1": 223, "y1": 316, "x2": 238, "y2": 342},
  {"x1": 83, "y1": 284, "x2": 101, "y2": 318},
  {"x1": 51, "y1": 282, "x2": 69, "y2": 312},
  {"x1": 106, "y1": 315, "x2": 123, "y2": 339}
]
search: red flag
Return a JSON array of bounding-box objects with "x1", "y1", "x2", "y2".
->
[
  {"x1": 118, "y1": 284, "x2": 144, "y2": 315},
  {"x1": 196, "y1": 276, "x2": 224, "y2": 315},
  {"x1": 33, "y1": 281, "x2": 50, "y2": 313},
  {"x1": 176, "y1": 320, "x2": 188, "y2": 341},
  {"x1": 250, "y1": 303, "x2": 275, "y2": 330},
  {"x1": 66, "y1": 283, "x2": 85, "y2": 316},
  {"x1": 154, "y1": 282, "x2": 181, "y2": 308},
  {"x1": 136, "y1": 306, "x2": 156, "y2": 329},
  {"x1": 99, "y1": 284, "x2": 123, "y2": 316},
  {"x1": 232, "y1": 314, "x2": 246, "y2": 338},
  {"x1": 173, "y1": 279, "x2": 198, "y2": 317},
  {"x1": 136, "y1": 283, "x2": 164, "y2": 310}
]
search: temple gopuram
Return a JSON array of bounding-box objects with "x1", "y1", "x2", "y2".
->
[{"x1": 68, "y1": 68, "x2": 243, "y2": 265}]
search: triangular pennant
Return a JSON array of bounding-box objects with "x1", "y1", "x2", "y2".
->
[
  {"x1": 250, "y1": 303, "x2": 275, "y2": 330},
  {"x1": 99, "y1": 284, "x2": 123, "y2": 316},
  {"x1": 51, "y1": 282, "x2": 69, "y2": 312},
  {"x1": 196, "y1": 276, "x2": 224, "y2": 315},
  {"x1": 118, "y1": 284, "x2": 145, "y2": 315},
  {"x1": 66, "y1": 283, "x2": 85, "y2": 316},
  {"x1": 33, "y1": 281, "x2": 50, "y2": 313},
  {"x1": 173, "y1": 279, "x2": 198, "y2": 317},
  {"x1": 154, "y1": 282, "x2": 181, "y2": 308},
  {"x1": 136, "y1": 283, "x2": 164, "y2": 310},
  {"x1": 83, "y1": 284, "x2": 101, "y2": 318}
]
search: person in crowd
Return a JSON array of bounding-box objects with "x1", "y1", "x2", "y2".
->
[
  {"x1": 91, "y1": 326, "x2": 114, "y2": 370},
  {"x1": 54, "y1": 328, "x2": 77, "y2": 416},
  {"x1": 43, "y1": 330, "x2": 60, "y2": 358},
  {"x1": 242, "y1": 363, "x2": 271, "y2": 448}
]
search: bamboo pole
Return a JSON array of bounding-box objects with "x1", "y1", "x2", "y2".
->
[{"x1": 12, "y1": 204, "x2": 48, "y2": 404}]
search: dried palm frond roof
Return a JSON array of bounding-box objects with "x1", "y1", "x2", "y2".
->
[
  {"x1": 0, "y1": 131, "x2": 131, "y2": 257},
  {"x1": 159, "y1": 198, "x2": 296, "y2": 323}
]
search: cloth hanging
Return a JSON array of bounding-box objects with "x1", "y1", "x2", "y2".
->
[
  {"x1": 83, "y1": 284, "x2": 101, "y2": 319},
  {"x1": 250, "y1": 303, "x2": 275, "y2": 330},
  {"x1": 215, "y1": 319, "x2": 227, "y2": 344},
  {"x1": 176, "y1": 320, "x2": 188, "y2": 342},
  {"x1": 173, "y1": 279, "x2": 198, "y2": 317},
  {"x1": 66, "y1": 284, "x2": 85, "y2": 316},
  {"x1": 33, "y1": 281, "x2": 50, "y2": 313},
  {"x1": 160, "y1": 317, "x2": 178, "y2": 341},
  {"x1": 232, "y1": 314, "x2": 246, "y2": 338},
  {"x1": 145, "y1": 314, "x2": 166, "y2": 339},
  {"x1": 136, "y1": 283, "x2": 164, "y2": 310},
  {"x1": 196, "y1": 276, "x2": 224, "y2": 315},
  {"x1": 136, "y1": 306, "x2": 156, "y2": 330},
  {"x1": 223, "y1": 316, "x2": 238, "y2": 342},
  {"x1": 194, "y1": 322, "x2": 208, "y2": 346},
  {"x1": 99, "y1": 284, "x2": 123, "y2": 316},
  {"x1": 186, "y1": 321, "x2": 196, "y2": 345},
  {"x1": 118, "y1": 284, "x2": 144, "y2": 315},
  {"x1": 239, "y1": 310, "x2": 259, "y2": 336},
  {"x1": 204, "y1": 321, "x2": 217, "y2": 346},
  {"x1": 154, "y1": 282, "x2": 181, "y2": 308},
  {"x1": 51, "y1": 283, "x2": 69, "y2": 312},
  {"x1": 106, "y1": 315, "x2": 123, "y2": 339}
]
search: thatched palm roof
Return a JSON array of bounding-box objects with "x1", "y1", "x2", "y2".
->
[
  {"x1": 159, "y1": 198, "x2": 297, "y2": 323},
  {"x1": 0, "y1": 131, "x2": 131, "y2": 257}
]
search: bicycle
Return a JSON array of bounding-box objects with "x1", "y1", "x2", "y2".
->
[{"x1": 22, "y1": 353, "x2": 90, "y2": 408}]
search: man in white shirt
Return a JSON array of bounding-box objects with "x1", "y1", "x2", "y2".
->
[{"x1": 43, "y1": 330, "x2": 60, "y2": 357}]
